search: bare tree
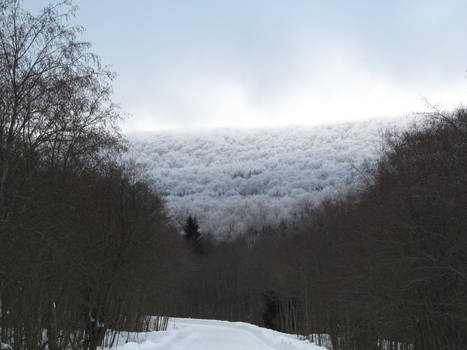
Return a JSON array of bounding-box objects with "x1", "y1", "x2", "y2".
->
[
  {"x1": 0, "y1": 0, "x2": 122, "y2": 214},
  {"x1": 0, "y1": 1, "x2": 126, "y2": 348}
]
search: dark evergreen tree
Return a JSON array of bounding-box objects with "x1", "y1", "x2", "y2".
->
[{"x1": 184, "y1": 216, "x2": 204, "y2": 255}]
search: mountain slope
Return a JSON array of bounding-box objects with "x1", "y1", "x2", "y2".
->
[{"x1": 127, "y1": 118, "x2": 413, "y2": 237}]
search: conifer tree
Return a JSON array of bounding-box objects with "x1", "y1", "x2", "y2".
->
[{"x1": 184, "y1": 215, "x2": 203, "y2": 255}]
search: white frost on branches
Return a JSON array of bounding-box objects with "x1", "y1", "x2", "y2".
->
[{"x1": 127, "y1": 118, "x2": 413, "y2": 238}]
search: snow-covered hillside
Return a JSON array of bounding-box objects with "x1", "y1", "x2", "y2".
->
[
  {"x1": 127, "y1": 118, "x2": 414, "y2": 237},
  {"x1": 114, "y1": 318, "x2": 326, "y2": 350}
]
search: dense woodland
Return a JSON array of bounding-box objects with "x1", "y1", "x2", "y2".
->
[
  {"x1": 1, "y1": 1, "x2": 466, "y2": 350},
  {"x1": 0, "y1": 2, "x2": 181, "y2": 349},
  {"x1": 176, "y1": 109, "x2": 467, "y2": 350}
]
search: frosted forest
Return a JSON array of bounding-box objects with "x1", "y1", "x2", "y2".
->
[{"x1": 127, "y1": 118, "x2": 414, "y2": 238}]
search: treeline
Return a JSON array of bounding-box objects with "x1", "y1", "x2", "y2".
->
[
  {"x1": 0, "y1": 2, "x2": 184, "y2": 350},
  {"x1": 1, "y1": 162, "x2": 181, "y2": 350},
  {"x1": 177, "y1": 110, "x2": 467, "y2": 350}
]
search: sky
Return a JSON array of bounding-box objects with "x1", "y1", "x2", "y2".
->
[{"x1": 26, "y1": 1, "x2": 467, "y2": 131}]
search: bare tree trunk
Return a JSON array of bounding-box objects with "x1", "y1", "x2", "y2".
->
[{"x1": 47, "y1": 300, "x2": 58, "y2": 350}]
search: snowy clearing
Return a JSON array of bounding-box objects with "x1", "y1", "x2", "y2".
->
[{"x1": 113, "y1": 318, "x2": 326, "y2": 350}]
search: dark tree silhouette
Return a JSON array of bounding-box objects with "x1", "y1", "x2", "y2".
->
[
  {"x1": 184, "y1": 215, "x2": 204, "y2": 255},
  {"x1": 0, "y1": 2, "x2": 182, "y2": 350}
]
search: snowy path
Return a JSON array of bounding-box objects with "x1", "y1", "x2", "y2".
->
[{"x1": 115, "y1": 318, "x2": 326, "y2": 350}]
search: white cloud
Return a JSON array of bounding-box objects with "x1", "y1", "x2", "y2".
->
[{"x1": 121, "y1": 46, "x2": 467, "y2": 132}]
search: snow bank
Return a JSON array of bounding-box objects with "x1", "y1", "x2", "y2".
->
[{"x1": 114, "y1": 318, "x2": 326, "y2": 350}]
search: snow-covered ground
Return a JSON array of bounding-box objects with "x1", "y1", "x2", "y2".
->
[{"x1": 114, "y1": 318, "x2": 326, "y2": 350}]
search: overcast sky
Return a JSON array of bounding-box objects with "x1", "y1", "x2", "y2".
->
[{"x1": 28, "y1": 1, "x2": 467, "y2": 131}]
